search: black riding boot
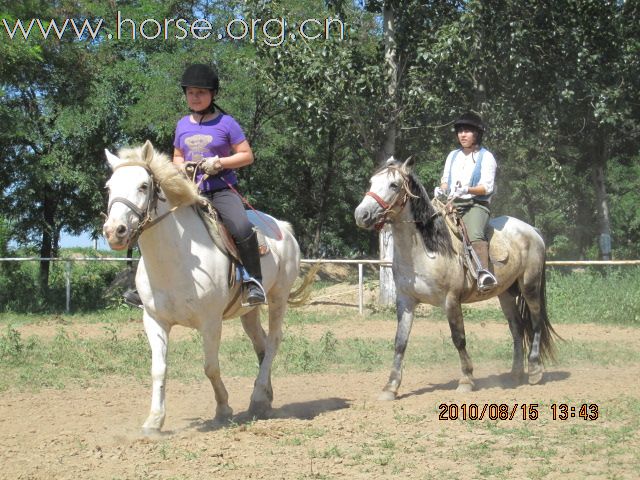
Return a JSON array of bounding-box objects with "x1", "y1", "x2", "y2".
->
[
  {"x1": 123, "y1": 289, "x2": 143, "y2": 308},
  {"x1": 236, "y1": 231, "x2": 267, "y2": 306}
]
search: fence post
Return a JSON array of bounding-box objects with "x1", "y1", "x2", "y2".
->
[
  {"x1": 65, "y1": 260, "x2": 71, "y2": 313},
  {"x1": 358, "y1": 263, "x2": 364, "y2": 315}
]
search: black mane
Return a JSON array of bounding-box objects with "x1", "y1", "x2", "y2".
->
[{"x1": 405, "y1": 171, "x2": 455, "y2": 257}]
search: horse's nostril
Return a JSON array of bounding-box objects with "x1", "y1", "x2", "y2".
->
[{"x1": 116, "y1": 225, "x2": 128, "y2": 237}]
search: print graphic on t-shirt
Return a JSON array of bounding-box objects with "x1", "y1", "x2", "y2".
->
[{"x1": 184, "y1": 134, "x2": 213, "y2": 162}]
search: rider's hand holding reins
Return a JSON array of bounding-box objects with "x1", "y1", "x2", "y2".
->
[
  {"x1": 202, "y1": 156, "x2": 223, "y2": 175},
  {"x1": 448, "y1": 184, "x2": 468, "y2": 200}
]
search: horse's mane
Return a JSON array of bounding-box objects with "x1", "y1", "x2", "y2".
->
[
  {"x1": 118, "y1": 145, "x2": 203, "y2": 207},
  {"x1": 403, "y1": 168, "x2": 455, "y2": 257}
]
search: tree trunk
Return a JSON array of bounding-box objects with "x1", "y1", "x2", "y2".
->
[
  {"x1": 380, "y1": 1, "x2": 397, "y2": 163},
  {"x1": 312, "y1": 132, "x2": 337, "y2": 257},
  {"x1": 38, "y1": 185, "x2": 56, "y2": 294},
  {"x1": 378, "y1": 1, "x2": 398, "y2": 306},
  {"x1": 592, "y1": 141, "x2": 612, "y2": 260}
]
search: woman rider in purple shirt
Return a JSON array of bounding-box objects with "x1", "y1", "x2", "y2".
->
[{"x1": 173, "y1": 64, "x2": 265, "y2": 306}]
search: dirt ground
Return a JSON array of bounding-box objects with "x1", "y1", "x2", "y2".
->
[{"x1": 1, "y1": 276, "x2": 639, "y2": 479}]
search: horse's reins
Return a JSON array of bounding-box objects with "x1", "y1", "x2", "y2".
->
[{"x1": 107, "y1": 161, "x2": 179, "y2": 246}]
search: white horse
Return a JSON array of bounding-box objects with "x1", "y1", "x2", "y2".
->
[
  {"x1": 355, "y1": 157, "x2": 558, "y2": 398},
  {"x1": 103, "y1": 140, "x2": 301, "y2": 433}
]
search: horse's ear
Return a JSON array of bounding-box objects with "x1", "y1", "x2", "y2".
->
[
  {"x1": 105, "y1": 149, "x2": 123, "y2": 170},
  {"x1": 141, "y1": 140, "x2": 154, "y2": 165},
  {"x1": 385, "y1": 156, "x2": 400, "y2": 167},
  {"x1": 402, "y1": 155, "x2": 416, "y2": 172}
]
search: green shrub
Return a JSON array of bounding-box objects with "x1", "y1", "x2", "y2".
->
[{"x1": 0, "y1": 250, "x2": 135, "y2": 313}]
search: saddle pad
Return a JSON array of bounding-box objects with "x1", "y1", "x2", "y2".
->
[
  {"x1": 246, "y1": 210, "x2": 283, "y2": 240},
  {"x1": 486, "y1": 226, "x2": 509, "y2": 263}
]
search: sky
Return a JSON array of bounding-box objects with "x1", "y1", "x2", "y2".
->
[{"x1": 59, "y1": 231, "x2": 110, "y2": 250}]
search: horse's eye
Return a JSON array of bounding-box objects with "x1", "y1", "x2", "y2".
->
[
  {"x1": 139, "y1": 183, "x2": 149, "y2": 192},
  {"x1": 390, "y1": 182, "x2": 399, "y2": 191}
]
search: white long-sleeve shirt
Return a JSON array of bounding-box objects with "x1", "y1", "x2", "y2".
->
[{"x1": 440, "y1": 148, "x2": 497, "y2": 202}]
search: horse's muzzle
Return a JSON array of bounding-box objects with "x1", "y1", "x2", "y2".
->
[
  {"x1": 354, "y1": 205, "x2": 377, "y2": 230},
  {"x1": 103, "y1": 219, "x2": 133, "y2": 250}
]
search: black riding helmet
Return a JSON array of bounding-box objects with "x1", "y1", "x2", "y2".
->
[
  {"x1": 180, "y1": 64, "x2": 223, "y2": 116},
  {"x1": 454, "y1": 112, "x2": 485, "y2": 145},
  {"x1": 181, "y1": 63, "x2": 219, "y2": 93}
]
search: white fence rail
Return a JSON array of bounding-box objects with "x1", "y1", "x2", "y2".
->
[{"x1": 1, "y1": 257, "x2": 639, "y2": 314}]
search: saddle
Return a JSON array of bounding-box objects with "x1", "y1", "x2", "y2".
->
[
  {"x1": 432, "y1": 197, "x2": 509, "y2": 281},
  {"x1": 195, "y1": 201, "x2": 272, "y2": 260},
  {"x1": 193, "y1": 200, "x2": 282, "y2": 317}
]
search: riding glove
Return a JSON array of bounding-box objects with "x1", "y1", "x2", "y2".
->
[{"x1": 202, "y1": 156, "x2": 223, "y2": 175}]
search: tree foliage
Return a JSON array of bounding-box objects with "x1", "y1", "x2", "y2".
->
[{"x1": 1, "y1": 0, "x2": 639, "y2": 290}]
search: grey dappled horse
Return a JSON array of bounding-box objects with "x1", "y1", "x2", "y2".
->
[{"x1": 355, "y1": 157, "x2": 558, "y2": 398}]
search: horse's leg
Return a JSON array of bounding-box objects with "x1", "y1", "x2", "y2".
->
[
  {"x1": 141, "y1": 311, "x2": 170, "y2": 434},
  {"x1": 241, "y1": 308, "x2": 267, "y2": 367},
  {"x1": 520, "y1": 275, "x2": 545, "y2": 385},
  {"x1": 445, "y1": 296, "x2": 474, "y2": 392},
  {"x1": 498, "y1": 290, "x2": 526, "y2": 384},
  {"x1": 248, "y1": 294, "x2": 285, "y2": 418},
  {"x1": 201, "y1": 318, "x2": 233, "y2": 422},
  {"x1": 380, "y1": 294, "x2": 416, "y2": 401}
]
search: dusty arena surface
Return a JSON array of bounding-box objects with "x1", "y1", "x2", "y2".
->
[{"x1": 1, "y1": 280, "x2": 639, "y2": 479}]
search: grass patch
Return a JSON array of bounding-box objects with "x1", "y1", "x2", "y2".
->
[
  {"x1": 546, "y1": 268, "x2": 640, "y2": 326},
  {"x1": 366, "y1": 268, "x2": 640, "y2": 327},
  {"x1": 0, "y1": 309, "x2": 139, "y2": 327},
  {"x1": 1, "y1": 314, "x2": 639, "y2": 392}
]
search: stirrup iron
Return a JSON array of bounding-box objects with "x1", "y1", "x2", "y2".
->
[
  {"x1": 237, "y1": 265, "x2": 267, "y2": 307},
  {"x1": 477, "y1": 269, "x2": 498, "y2": 292}
]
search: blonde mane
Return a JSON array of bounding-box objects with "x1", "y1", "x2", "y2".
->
[{"x1": 117, "y1": 145, "x2": 203, "y2": 207}]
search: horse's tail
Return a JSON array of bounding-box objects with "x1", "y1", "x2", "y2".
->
[
  {"x1": 516, "y1": 261, "x2": 561, "y2": 364},
  {"x1": 287, "y1": 263, "x2": 322, "y2": 307}
]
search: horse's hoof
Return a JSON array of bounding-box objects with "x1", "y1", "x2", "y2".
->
[
  {"x1": 528, "y1": 370, "x2": 544, "y2": 385},
  {"x1": 528, "y1": 363, "x2": 544, "y2": 385},
  {"x1": 142, "y1": 413, "x2": 164, "y2": 433},
  {"x1": 141, "y1": 427, "x2": 162, "y2": 437},
  {"x1": 456, "y1": 383, "x2": 473, "y2": 393},
  {"x1": 378, "y1": 390, "x2": 397, "y2": 401},
  {"x1": 248, "y1": 400, "x2": 271, "y2": 419},
  {"x1": 456, "y1": 378, "x2": 474, "y2": 392},
  {"x1": 510, "y1": 370, "x2": 527, "y2": 385},
  {"x1": 214, "y1": 405, "x2": 233, "y2": 424}
]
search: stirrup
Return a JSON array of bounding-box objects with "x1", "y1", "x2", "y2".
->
[
  {"x1": 477, "y1": 270, "x2": 498, "y2": 293},
  {"x1": 242, "y1": 278, "x2": 267, "y2": 307}
]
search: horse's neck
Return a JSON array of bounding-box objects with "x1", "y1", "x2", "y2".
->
[
  {"x1": 138, "y1": 202, "x2": 225, "y2": 275},
  {"x1": 391, "y1": 205, "x2": 451, "y2": 267}
]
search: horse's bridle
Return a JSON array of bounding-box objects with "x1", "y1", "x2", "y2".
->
[
  {"x1": 107, "y1": 161, "x2": 176, "y2": 247},
  {"x1": 365, "y1": 166, "x2": 416, "y2": 231}
]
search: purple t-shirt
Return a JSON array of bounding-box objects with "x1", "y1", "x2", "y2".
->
[{"x1": 173, "y1": 113, "x2": 246, "y2": 192}]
